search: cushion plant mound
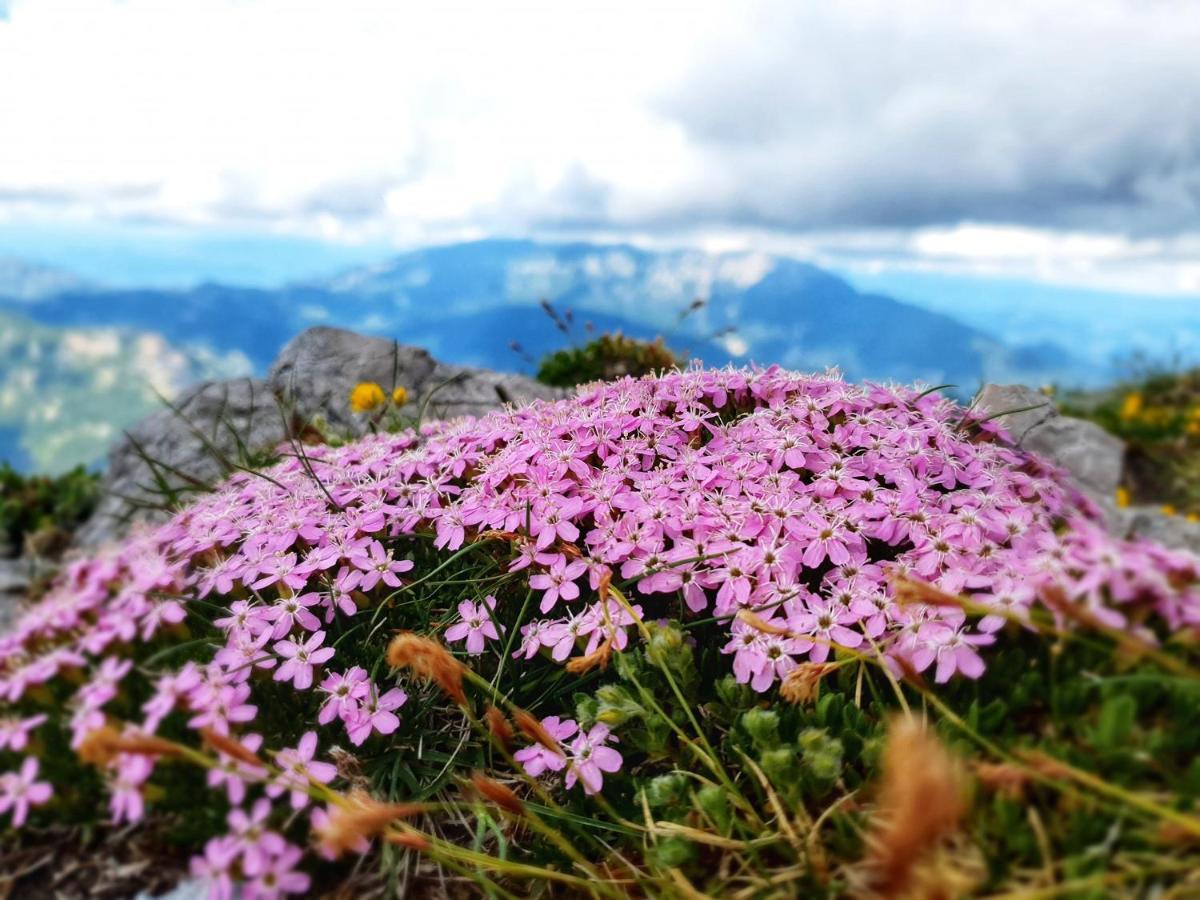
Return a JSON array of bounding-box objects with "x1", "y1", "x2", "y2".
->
[{"x1": 2, "y1": 365, "x2": 1199, "y2": 897}]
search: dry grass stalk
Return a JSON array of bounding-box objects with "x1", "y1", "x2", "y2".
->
[
  {"x1": 77, "y1": 725, "x2": 181, "y2": 767},
  {"x1": 469, "y1": 772, "x2": 525, "y2": 815},
  {"x1": 200, "y1": 727, "x2": 263, "y2": 767},
  {"x1": 385, "y1": 831, "x2": 432, "y2": 851},
  {"x1": 313, "y1": 791, "x2": 425, "y2": 858},
  {"x1": 973, "y1": 762, "x2": 1031, "y2": 799},
  {"x1": 485, "y1": 705, "x2": 515, "y2": 751},
  {"x1": 736, "y1": 608, "x2": 791, "y2": 636},
  {"x1": 891, "y1": 576, "x2": 966, "y2": 609}
]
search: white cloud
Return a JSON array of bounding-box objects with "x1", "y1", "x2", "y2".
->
[{"x1": 2, "y1": 0, "x2": 1200, "y2": 294}]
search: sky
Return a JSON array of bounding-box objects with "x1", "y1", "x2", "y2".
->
[{"x1": 2, "y1": 0, "x2": 1200, "y2": 295}]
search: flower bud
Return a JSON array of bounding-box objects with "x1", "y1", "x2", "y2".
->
[{"x1": 740, "y1": 708, "x2": 780, "y2": 749}]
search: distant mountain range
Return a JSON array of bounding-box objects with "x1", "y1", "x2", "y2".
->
[{"x1": 0, "y1": 239, "x2": 1093, "y2": 472}]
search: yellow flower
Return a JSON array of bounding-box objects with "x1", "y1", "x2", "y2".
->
[
  {"x1": 1115, "y1": 487, "x2": 1130, "y2": 509},
  {"x1": 392, "y1": 386, "x2": 409, "y2": 407},
  {"x1": 1187, "y1": 512, "x2": 1199, "y2": 523},
  {"x1": 1119, "y1": 392, "x2": 1143, "y2": 421},
  {"x1": 349, "y1": 381, "x2": 386, "y2": 413},
  {"x1": 1161, "y1": 504, "x2": 1177, "y2": 517}
]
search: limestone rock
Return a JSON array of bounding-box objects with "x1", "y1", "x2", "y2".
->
[
  {"x1": 76, "y1": 328, "x2": 562, "y2": 548},
  {"x1": 74, "y1": 378, "x2": 285, "y2": 548},
  {"x1": 975, "y1": 383, "x2": 1124, "y2": 509},
  {"x1": 268, "y1": 326, "x2": 562, "y2": 434},
  {"x1": 0, "y1": 559, "x2": 31, "y2": 633},
  {"x1": 1122, "y1": 506, "x2": 1200, "y2": 555},
  {"x1": 974, "y1": 383, "x2": 1057, "y2": 441},
  {"x1": 1020, "y1": 416, "x2": 1125, "y2": 501}
]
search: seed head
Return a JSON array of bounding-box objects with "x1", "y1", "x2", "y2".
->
[{"x1": 387, "y1": 632, "x2": 467, "y2": 705}]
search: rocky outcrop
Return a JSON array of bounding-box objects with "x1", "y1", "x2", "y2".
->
[
  {"x1": 0, "y1": 560, "x2": 31, "y2": 633},
  {"x1": 268, "y1": 326, "x2": 562, "y2": 435},
  {"x1": 975, "y1": 383, "x2": 1200, "y2": 554},
  {"x1": 73, "y1": 329, "x2": 559, "y2": 549},
  {"x1": 74, "y1": 378, "x2": 285, "y2": 548}
]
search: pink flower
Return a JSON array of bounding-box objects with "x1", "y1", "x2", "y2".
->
[
  {"x1": 444, "y1": 595, "x2": 502, "y2": 654},
  {"x1": 349, "y1": 540, "x2": 414, "y2": 591},
  {"x1": 266, "y1": 592, "x2": 323, "y2": 639},
  {"x1": 529, "y1": 559, "x2": 588, "y2": 613},
  {"x1": 345, "y1": 685, "x2": 407, "y2": 746},
  {"x1": 273, "y1": 631, "x2": 335, "y2": 690},
  {"x1": 0, "y1": 757, "x2": 53, "y2": 827},
  {"x1": 109, "y1": 752, "x2": 155, "y2": 824},
  {"x1": 911, "y1": 623, "x2": 993, "y2": 683},
  {"x1": 0, "y1": 713, "x2": 47, "y2": 751},
  {"x1": 268, "y1": 731, "x2": 337, "y2": 810},
  {"x1": 564, "y1": 724, "x2": 623, "y2": 795},
  {"x1": 316, "y1": 666, "x2": 370, "y2": 726},
  {"x1": 207, "y1": 732, "x2": 267, "y2": 805},
  {"x1": 142, "y1": 664, "x2": 202, "y2": 732},
  {"x1": 228, "y1": 798, "x2": 288, "y2": 875},
  {"x1": 514, "y1": 716, "x2": 577, "y2": 776},
  {"x1": 244, "y1": 843, "x2": 310, "y2": 897},
  {"x1": 190, "y1": 836, "x2": 240, "y2": 900}
]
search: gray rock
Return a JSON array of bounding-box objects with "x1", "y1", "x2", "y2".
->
[
  {"x1": 1123, "y1": 505, "x2": 1200, "y2": 555},
  {"x1": 75, "y1": 328, "x2": 562, "y2": 548},
  {"x1": 974, "y1": 383, "x2": 1200, "y2": 547},
  {"x1": 1020, "y1": 416, "x2": 1125, "y2": 502},
  {"x1": 136, "y1": 880, "x2": 214, "y2": 900},
  {"x1": 974, "y1": 383, "x2": 1057, "y2": 441},
  {"x1": 268, "y1": 326, "x2": 562, "y2": 434},
  {"x1": 976, "y1": 383, "x2": 1124, "y2": 509},
  {"x1": 268, "y1": 327, "x2": 440, "y2": 435},
  {"x1": 74, "y1": 378, "x2": 286, "y2": 548},
  {"x1": 0, "y1": 558, "x2": 31, "y2": 632}
]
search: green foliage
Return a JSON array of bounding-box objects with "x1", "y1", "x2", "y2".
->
[
  {"x1": 536, "y1": 332, "x2": 680, "y2": 388},
  {"x1": 0, "y1": 461, "x2": 99, "y2": 553},
  {"x1": 1060, "y1": 365, "x2": 1200, "y2": 514},
  {"x1": 8, "y1": 435, "x2": 1200, "y2": 896}
]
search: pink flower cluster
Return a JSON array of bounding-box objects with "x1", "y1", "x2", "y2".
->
[
  {"x1": 1, "y1": 364, "x2": 1198, "y2": 895},
  {"x1": 513, "y1": 716, "x2": 623, "y2": 795}
]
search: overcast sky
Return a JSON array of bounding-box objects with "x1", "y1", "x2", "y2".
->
[{"x1": 2, "y1": 0, "x2": 1200, "y2": 293}]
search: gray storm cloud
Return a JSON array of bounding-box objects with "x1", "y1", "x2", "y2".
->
[{"x1": 633, "y1": 1, "x2": 1200, "y2": 235}]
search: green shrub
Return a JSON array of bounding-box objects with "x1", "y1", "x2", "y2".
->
[
  {"x1": 536, "y1": 331, "x2": 681, "y2": 387},
  {"x1": 0, "y1": 462, "x2": 99, "y2": 554},
  {"x1": 1059, "y1": 366, "x2": 1200, "y2": 516}
]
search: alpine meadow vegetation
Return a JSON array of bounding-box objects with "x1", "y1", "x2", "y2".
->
[{"x1": 2, "y1": 365, "x2": 1200, "y2": 897}]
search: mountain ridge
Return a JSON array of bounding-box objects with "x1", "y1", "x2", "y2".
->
[{"x1": 0, "y1": 238, "x2": 1088, "y2": 472}]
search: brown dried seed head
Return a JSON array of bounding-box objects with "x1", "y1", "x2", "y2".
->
[
  {"x1": 779, "y1": 663, "x2": 835, "y2": 706},
  {"x1": 513, "y1": 708, "x2": 561, "y2": 753},
  {"x1": 387, "y1": 632, "x2": 467, "y2": 705},
  {"x1": 470, "y1": 771, "x2": 525, "y2": 815},
  {"x1": 866, "y1": 716, "x2": 966, "y2": 899},
  {"x1": 313, "y1": 791, "x2": 425, "y2": 858},
  {"x1": 485, "y1": 705, "x2": 514, "y2": 751},
  {"x1": 565, "y1": 637, "x2": 613, "y2": 674}
]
